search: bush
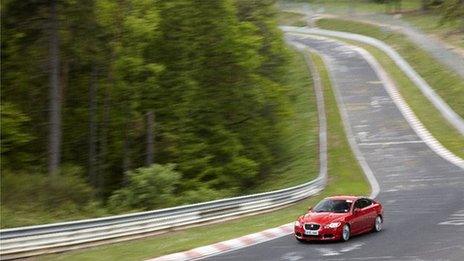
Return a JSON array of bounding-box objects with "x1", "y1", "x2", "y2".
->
[
  {"x1": 0, "y1": 102, "x2": 34, "y2": 167},
  {"x1": 177, "y1": 185, "x2": 231, "y2": 205},
  {"x1": 108, "y1": 164, "x2": 181, "y2": 212},
  {"x1": 0, "y1": 166, "x2": 104, "y2": 228}
]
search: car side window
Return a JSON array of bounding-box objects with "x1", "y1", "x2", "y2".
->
[
  {"x1": 363, "y1": 198, "x2": 373, "y2": 208},
  {"x1": 354, "y1": 199, "x2": 372, "y2": 209},
  {"x1": 361, "y1": 199, "x2": 373, "y2": 208},
  {"x1": 354, "y1": 199, "x2": 363, "y2": 209}
]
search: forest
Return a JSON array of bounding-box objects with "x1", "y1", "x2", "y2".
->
[{"x1": 1, "y1": 0, "x2": 305, "y2": 227}]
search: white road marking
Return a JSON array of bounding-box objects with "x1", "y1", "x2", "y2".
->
[
  {"x1": 315, "y1": 248, "x2": 340, "y2": 256},
  {"x1": 281, "y1": 252, "x2": 304, "y2": 261},
  {"x1": 340, "y1": 243, "x2": 364, "y2": 253},
  {"x1": 358, "y1": 140, "x2": 424, "y2": 146},
  {"x1": 357, "y1": 131, "x2": 369, "y2": 141},
  {"x1": 326, "y1": 256, "x2": 395, "y2": 261},
  {"x1": 314, "y1": 243, "x2": 365, "y2": 257},
  {"x1": 439, "y1": 209, "x2": 464, "y2": 226},
  {"x1": 367, "y1": 81, "x2": 383, "y2": 84}
]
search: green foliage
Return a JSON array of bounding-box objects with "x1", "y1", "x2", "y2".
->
[
  {"x1": 0, "y1": 103, "x2": 34, "y2": 167},
  {"x1": 1, "y1": 166, "x2": 105, "y2": 228},
  {"x1": 108, "y1": 164, "x2": 181, "y2": 211},
  {"x1": 440, "y1": 0, "x2": 464, "y2": 29},
  {"x1": 1, "y1": 0, "x2": 311, "y2": 227}
]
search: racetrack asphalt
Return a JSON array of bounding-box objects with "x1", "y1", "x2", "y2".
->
[{"x1": 204, "y1": 35, "x2": 464, "y2": 261}]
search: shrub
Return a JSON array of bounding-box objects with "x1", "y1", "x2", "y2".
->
[
  {"x1": 108, "y1": 164, "x2": 181, "y2": 212},
  {"x1": 0, "y1": 166, "x2": 103, "y2": 228}
]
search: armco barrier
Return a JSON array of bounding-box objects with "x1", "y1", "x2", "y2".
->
[{"x1": 0, "y1": 174, "x2": 326, "y2": 259}]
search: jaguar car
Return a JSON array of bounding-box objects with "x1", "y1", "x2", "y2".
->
[{"x1": 294, "y1": 196, "x2": 383, "y2": 242}]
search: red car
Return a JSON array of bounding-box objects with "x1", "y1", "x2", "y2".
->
[{"x1": 294, "y1": 196, "x2": 383, "y2": 242}]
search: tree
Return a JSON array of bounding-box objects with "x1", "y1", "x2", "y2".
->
[
  {"x1": 440, "y1": 0, "x2": 464, "y2": 30},
  {"x1": 0, "y1": 103, "x2": 34, "y2": 167},
  {"x1": 48, "y1": 0, "x2": 62, "y2": 176},
  {"x1": 88, "y1": 65, "x2": 98, "y2": 185},
  {"x1": 145, "y1": 111, "x2": 154, "y2": 166},
  {"x1": 2, "y1": 0, "x2": 301, "y2": 216}
]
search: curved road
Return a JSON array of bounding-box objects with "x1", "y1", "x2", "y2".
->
[{"x1": 205, "y1": 34, "x2": 464, "y2": 260}]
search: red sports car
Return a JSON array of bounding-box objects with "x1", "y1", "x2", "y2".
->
[{"x1": 294, "y1": 196, "x2": 383, "y2": 242}]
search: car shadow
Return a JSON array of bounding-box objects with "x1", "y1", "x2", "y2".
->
[{"x1": 298, "y1": 229, "x2": 385, "y2": 245}]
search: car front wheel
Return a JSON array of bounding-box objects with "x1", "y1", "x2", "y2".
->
[{"x1": 342, "y1": 224, "x2": 350, "y2": 241}]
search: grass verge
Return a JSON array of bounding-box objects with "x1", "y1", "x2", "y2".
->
[
  {"x1": 40, "y1": 51, "x2": 370, "y2": 261},
  {"x1": 277, "y1": 11, "x2": 307, "y2": 27},
  {"x1": 279, "y1": 0, "x2": 421, "y2": 15},
  {"x1": 316, "y1": 18, "x2": 464, "y2": 158},
  {"x1": 401, "y1": 11, "x2": 464, "y2": 49}
]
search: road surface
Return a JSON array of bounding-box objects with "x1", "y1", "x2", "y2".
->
[{"x1": 205, "y1": 34, "x2": 464, "y2": 261}]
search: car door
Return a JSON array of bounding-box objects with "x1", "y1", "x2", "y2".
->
[
  {"x1": 367, "y1": 199, "x2": 379, "y2": 229},
  {"x1": 360, "y1": 198, "x2": 376, "y2": 231},
  {"x1": 351, "y1": 199, "x2": 365, "y2": 234}
]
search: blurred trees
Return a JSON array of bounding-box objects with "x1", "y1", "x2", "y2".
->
[
  {"x1": 108, "y1": 164, "x2": 181, "y2": 211},
  {"x1": 1, "y1": 0, "x2": 294, "y2": 215},
  {"x1": 440, "y1": 0, "x2": 464, "y2": 30}
]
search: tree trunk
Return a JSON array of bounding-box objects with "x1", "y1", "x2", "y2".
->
[
  {"x1": 98, "y1": 52, "x2": 115, "y2": 191},
  {"x1": 88, "y1": 64, "x2": 98, "y2": 185},
  {"x1": 123, "y1": 123, "x2": 131, "y2": 180},
  {"x1": 396, "y1": 0, "x2": 402, "y2": 13},
  {"x1": 48, "y1": 0, "x2": 61, "y2": 176},
  {"x1": 421, "y1": 0, "x2": 429, "y2": 11},
  {"x1": 145, "y1": 111, "x2": 154, "y2": 166}
]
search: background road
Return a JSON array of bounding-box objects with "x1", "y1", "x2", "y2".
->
[
  {"x1": 205, "y1": 35, "x2": 464, "y2": 261},
  {"x1": 280, "y1": 2, "x2": 464, "y2": 79}
]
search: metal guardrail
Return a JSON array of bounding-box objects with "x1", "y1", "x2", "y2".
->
[{"x1": 0, "y1": 174, "x2": 326, "y2": 259}]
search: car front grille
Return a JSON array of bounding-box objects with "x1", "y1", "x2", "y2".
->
[{"x1": 304, "y1": 223, "x2": 320, "y2": 230}]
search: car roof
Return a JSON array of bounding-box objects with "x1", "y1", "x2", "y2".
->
[{"x1": 325, "y1": 195, "x2": 362, "y2": 201}]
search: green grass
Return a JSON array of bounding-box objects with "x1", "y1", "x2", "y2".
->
[
  {"x1": 277, "y1": 11, "x2": 307, "y2": 27},
  {"x1": 316, "y1": 18, "x2": 464, "y2": 158},
  {"x1": 40, "y1": 50, "x2": 370, "y2": 261},
  {"x1": 402, "y1": 12, "x2": 464, "y2": 49},
  {"x1": 281, "y1": 0, "x2": 422, "y2": 14},
  {"x1": 0, "y1": 170, "x2": 109, "y2": 228}
]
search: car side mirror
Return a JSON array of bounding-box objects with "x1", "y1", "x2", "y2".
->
[{"x1": 353, "y1": 208, "x2": 361, "y2": 214}]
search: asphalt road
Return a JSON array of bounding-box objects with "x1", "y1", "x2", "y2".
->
[
  {"x1": 205, "y1": 35, "x2": 464, "y2": 261},
  {"x1": 281, "y1": 2, "x2": 464, "y2": 79}
]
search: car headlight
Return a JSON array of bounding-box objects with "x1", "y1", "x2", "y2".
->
[
  {"x1": 294, "y1": 220, "x2": 301, "y2": 227},
  {"x1": 325, "y1": 222, "x2": 341, "y2": 228}
]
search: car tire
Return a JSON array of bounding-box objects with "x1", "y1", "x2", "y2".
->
[
  {"x1": 341, "y1": 224, "x2": 350, "y2": 241},
  {"x1": 373, "y1": 215, "x2": 383, "y2": 232}
]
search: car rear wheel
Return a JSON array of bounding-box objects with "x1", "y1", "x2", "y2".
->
[
  {"x1": 342, "y1": 224, "x2": 350, "y2": 241},
  {"x1": 373, "y1": 215, "x2": 383, "y2": 232}
]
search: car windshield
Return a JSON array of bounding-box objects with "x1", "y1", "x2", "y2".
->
[{"x1": 313, "y1": 199, "x2": 352, "y2": 213}]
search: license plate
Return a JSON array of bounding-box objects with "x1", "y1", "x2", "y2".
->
[{"x1": 304, "y1": 230, "x2": 319, "y2": 236}]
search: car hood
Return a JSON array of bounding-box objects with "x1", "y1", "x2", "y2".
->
[{"x1": 300, "y1": 212, "x2": 348, "y2": 225}]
